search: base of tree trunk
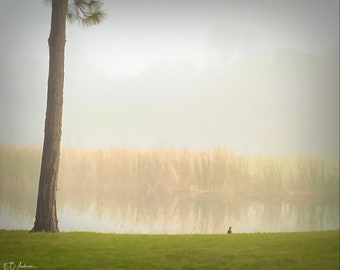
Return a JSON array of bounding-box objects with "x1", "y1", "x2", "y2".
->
[
  {"x1": 30, "y1": 216, "x2": 59, "y2": 233},
  {"x1": 29, "y1": 226, "x2": 59, "y2": 233}
]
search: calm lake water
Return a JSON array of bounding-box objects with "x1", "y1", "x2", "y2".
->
[
  {"x1": 1, "y1": 196, "x2": 338, "y2": 233},
  {"x1": 1, "y1": 146, "x2": 339, "y2": 233}
]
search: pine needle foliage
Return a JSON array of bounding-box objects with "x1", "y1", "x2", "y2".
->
[
  {"x1": 45, "y1": 0, "x2": 105, "y2": 26},
  {"x1": 67, "y1": 0, "x2": 105, "y2": 26}
]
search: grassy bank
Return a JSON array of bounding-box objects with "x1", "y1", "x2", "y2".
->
[{"x1": 0, "y1": 230, "x2": 339, "y2": 269}]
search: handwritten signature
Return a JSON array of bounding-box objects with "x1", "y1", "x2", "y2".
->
[{"x1": 3, "y1": 261, "x2": 37, "y2": 270}]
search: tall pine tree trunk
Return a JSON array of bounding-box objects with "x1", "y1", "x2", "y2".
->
[{"x1": 31, "y1": 0, "x2": 67, "y2": 233}]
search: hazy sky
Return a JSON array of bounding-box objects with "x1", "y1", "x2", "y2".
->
[{"x1": 0, "y1": 0, "x2": 339, "y2": 156}]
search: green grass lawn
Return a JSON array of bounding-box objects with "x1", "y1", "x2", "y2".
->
[{"x1": 0, "y1": 230, "x2": 339, "y2": 269}]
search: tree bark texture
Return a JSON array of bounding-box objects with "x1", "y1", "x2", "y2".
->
[{"x1": 31, "y1": 0, "x2": 67, "y2": 232}]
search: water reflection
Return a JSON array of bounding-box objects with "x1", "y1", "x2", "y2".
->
[
  {"x1": 1, "y1": 146, "x2": 339, "y2": 233},
  {"x1": 1, "y1": 199, "x2": 338, "y2": 233}
]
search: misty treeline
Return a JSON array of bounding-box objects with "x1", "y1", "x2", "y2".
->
[{"x1": 1, "y1": 145, "x2": 338, "y2": 211}]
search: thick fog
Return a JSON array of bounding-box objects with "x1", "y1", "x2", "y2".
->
[
  {"x1": 0, "y1": 0, "x2": 339, "y2": 156},
  {"x1": 0, "y1": 1, "x2": 339, "y2": 234}
]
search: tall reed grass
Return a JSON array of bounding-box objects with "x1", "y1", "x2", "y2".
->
[
  {"x1": 61, "y1": 148, "x2": 338, "y2": 198},
  {"x1": 1, "y1": 145, "x2": 339, "y2": 232},
  {"x1": 0, "y1": 148, "x2": 338, "y2": 201}
]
